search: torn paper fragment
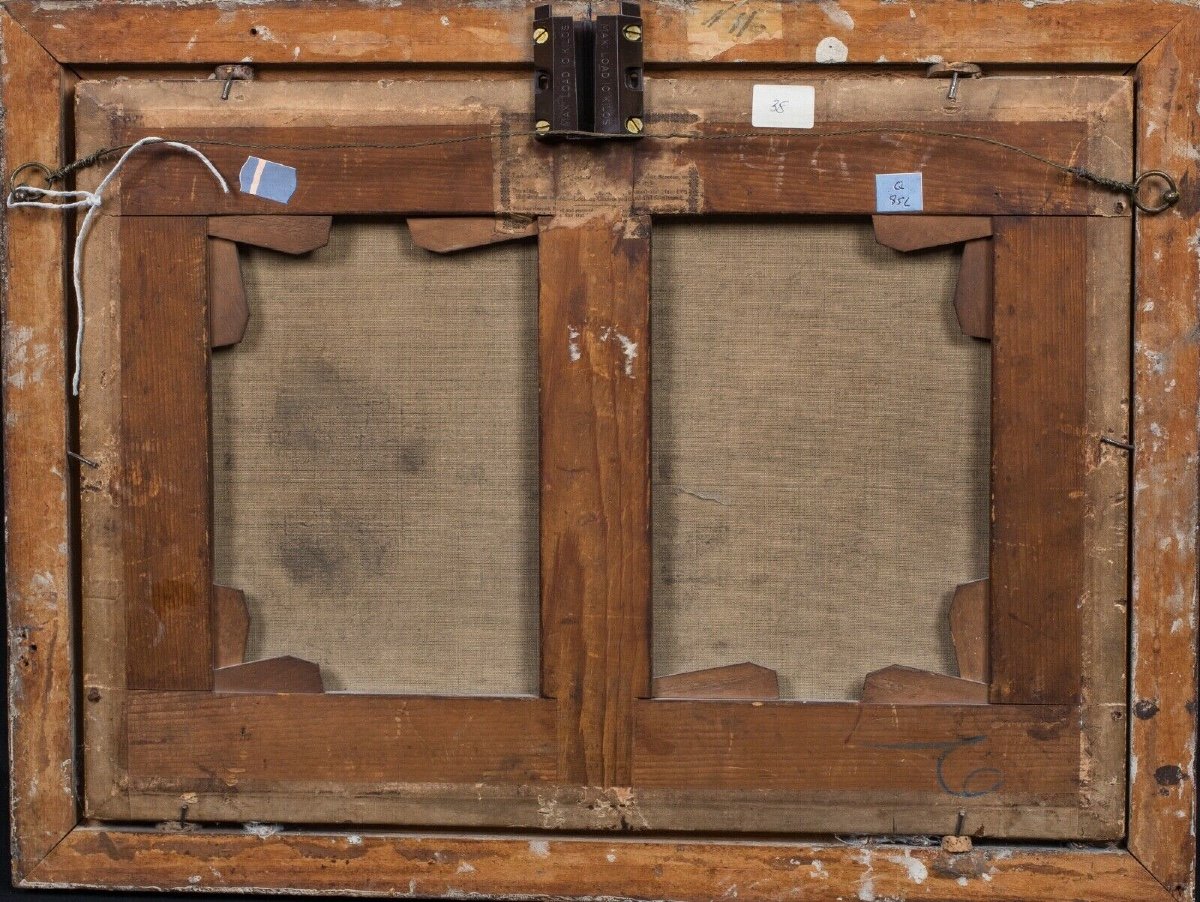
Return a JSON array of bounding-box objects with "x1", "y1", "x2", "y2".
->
[{"x1": 239, "y1": 156, "x2": 297, "y2": 204}]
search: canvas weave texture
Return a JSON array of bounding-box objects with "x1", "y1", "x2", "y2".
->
[
  {"x1": 214, "y1": 220, "x2": 989, "y2": 699},
  {"x1": 650, "y1": 221, "x2": 989, "y2": 699},
  {"x1": 213, "y1": 223, "x2": 540, "y2": 693}
]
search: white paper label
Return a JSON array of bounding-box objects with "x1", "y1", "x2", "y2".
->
[{"x1": 751, "y1": 84, "x2": 815, "y2": 129}]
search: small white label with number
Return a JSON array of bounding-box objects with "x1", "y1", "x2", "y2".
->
[
  {"x1": 876, "y1": 172, "x2": 924, "y2": 212},
  {"x1": 751, "y1": 84, "x2": 815, "y2": 129}
]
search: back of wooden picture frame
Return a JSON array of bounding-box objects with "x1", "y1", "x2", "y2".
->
[{"x1": 2, "y1": 2, "x2": 1196, "y2": 900}]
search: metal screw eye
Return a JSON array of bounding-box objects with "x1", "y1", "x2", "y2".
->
[{"x1": 1132, "y1": 170, "x2": 1181, "y2": 214}]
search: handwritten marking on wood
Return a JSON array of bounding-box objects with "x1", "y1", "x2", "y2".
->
[{"x1": 687, "y1": 1, "x2": 783, "y2": 59}]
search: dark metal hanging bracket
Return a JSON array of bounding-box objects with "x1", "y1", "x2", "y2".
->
[{"x1": 533, "y1": 2, "x2": 645, "y2": 140}]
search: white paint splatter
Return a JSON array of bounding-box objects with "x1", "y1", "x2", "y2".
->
[
  {"x1": 616, "y1": 332, "x2": 638, "y2": 377},
  {"x1": 456, "y1": 861, "x2": 475, "y2": 874},
  {"x1": 347, "y1": 834, "x2": 363, "y2": 845},
  {"x1": 810, "y1": 860, "x2": 828, "y2": 879},
  {"x1": 31, "y1": 571, "x2": 57, "y2": 592},
  {"x1": 815, "y1": 35, "x2": 849, "y2": 64},
  {"x1": 568, "y1": 325, "x2": 582, "y2": 361},
  {"x1": 606, "y1": 852, "x2": 617, "y2": 863},
  {"x1": 441, "y1": 15, "x2": 450, "y2": 26},
  {"x1": 818, "y1": 1, "x2": 855, "y2": 30},
  {"x1": 855, "y1": 849, "x2": 875, "y2": 902},
  {"x1": 4, "y1": 326, "x2": 51, "y2": 390},
  {"x1": 887, "y1": 850, "x2": 928, "y2": 884},
  {"x1": 529, "y1": 840, "x2": 550, "y2": 858},
  {"x1": 957, "y1": 876, "x2": 969, "y2": 886},
  {"x1": 244, "y1": 822, "x2": 282, "y2": 838}
]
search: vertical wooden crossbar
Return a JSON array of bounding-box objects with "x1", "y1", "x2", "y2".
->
[
  {"x1": 990, "y1": 216, "x2": 1088, "y2": 704},
  {"x1": 538, "y1": 213, "x2": 651, "y2": 785},
  {"x1": 121, "y1": 216, "x2": 213, "y2": 689}
]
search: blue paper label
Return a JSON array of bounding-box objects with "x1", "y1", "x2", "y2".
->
[
  {"x1": 875, "y1": 172, "x2": 923, "y2": 213},
  {"x1": 239, "y1": 156, "x2": 297, "y2": 204}
]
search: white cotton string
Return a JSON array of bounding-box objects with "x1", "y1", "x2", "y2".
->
[{"x1": 6, "y1": 137, "x2": 230, "y2": 395}]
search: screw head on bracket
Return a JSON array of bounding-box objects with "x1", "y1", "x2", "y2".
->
[
  {"x1": 535, "y1": 120, "x2": 552, "y2": 134},
  {"x1": 625, "y1": 116, "x2": 644, "y2": 134},
  {"x1": 533, "y1": 26, "x2": 550, "y2": 44},
  {"x1": 622, "y1": 23, "x2": 642, "y2": 42}
]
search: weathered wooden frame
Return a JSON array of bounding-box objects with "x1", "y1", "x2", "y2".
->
[
  {"x1": 64, "y1": 71, "x2": 1126, "y2": 840},
  {"x1": 2, "y1": 2, "x2": 1195, "y2": 900}
]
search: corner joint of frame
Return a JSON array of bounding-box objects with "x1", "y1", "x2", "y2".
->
[
  {"x1": 1126, "y1": 844, "x2": 1196, "y2": 902},
  {"x1": 11, "y1": 818, "x2": 83, "y2": 891},
  {"x1": 1131, "y1": 16, "x2": 1189, "y2": 76},
  {"x1": 0, "y1": 4, "x2": 66, "y2": 67}
]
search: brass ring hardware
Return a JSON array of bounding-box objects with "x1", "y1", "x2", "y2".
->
[
  {"x1": 8, "y1": 160, "x2": 54, "y2": 199},
  {"x1": 1132, "y1": 170, "x2": 1180, "y2": 214}
]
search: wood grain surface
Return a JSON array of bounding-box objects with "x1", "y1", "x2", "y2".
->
[
  {"x1": 873, "y1": 215, "x2": 993, "y2": 252},
  {"x1": 207, "y1": 215, "x2": 332, "y2": 254},
  {"x1": 950, "y1": 580, "x2": 989, "y2": 683},
  {"x1": 212, "y1": 656, "x2": 324, "y2": 694},
  {"x1": 653, "y1": 663, "x2": 780, "y2": 700},
  {"x1": 8, "y1": 2, "x2": 1186, "y2": 896},
  {"x1": 212, "y1": 586, "x2": 250, "y2": 669},
  {"x1": 126, "y1": 693, "x2": 556, "y2": 785},
  {"x1": 120, "y1": 217, "x2": 213, "y2": 689},
  {"x1": 539, "y1": 212, "x2": 651, "y2": 786},
  {"x1": 633, "y1": 700, "x2": 1076, "y2": 799},
  {"x1": 1130, "y1": 20, "x2": 1200, "y2": 901},
  {"x1": 207, "y1": 236, "x2": 249, "y2": 347},
  {"x1": 6, "y1": 0, "x2": 1182, "y2": 66},
  {"x1": 0, "y1": 9, "x2": 77, "y2": 880},
  {"x1": 861, "y1": 666, "x2": 989, "y2": 705},
  {"x1": 408, "y1": 216, "x2": 538, "y2": 253},
  {"x1": 989, "y1": 217, "x2": 1087, "y2": 704},
  {"x1": 25, "y1": 828, "x2": 1175, "y2": 901},
  {"x1": 954, "y1": 238, "x2": 993, "y2": 340}
]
